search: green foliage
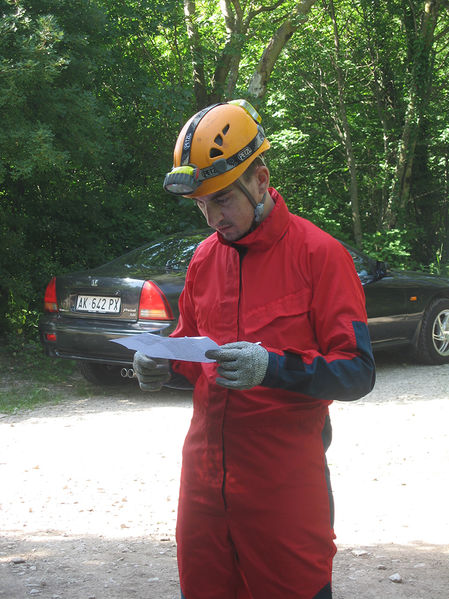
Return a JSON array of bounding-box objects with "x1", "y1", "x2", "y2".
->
[
  {"x1": 5, "y1": 301, "x2": 40, "y2": 339},
  {"x1": 0, "y1": 0, "x2": 195, "y2": 336},
  {"x1": 0, "y1": 336, "x2": 74, "y2": 414},
  {"x1": 266, "y1": 0, "x2": 449, "y2": 265},
  {"x1": 0, "y1": 339, "x2": 75, "y2": 413},
  {"x1": 0, "y1": 386, "x2": 61, "y2": 414},
  {"x1": 427, "y1": 245, "x2": 449, "y2": 277},
  {"x1": 361, "y1": 229, "x2": 411, "y2": 268},
  {"x1": 1, "y1": 0, "x2": 449, "y2": 342},
  {"x1": 0, "y1": 0, "x2": 112, "y2": 333}
]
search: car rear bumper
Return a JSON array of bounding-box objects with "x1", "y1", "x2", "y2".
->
[{"x1": 39, "y1": 314, "x2": 175, "y2": 365}]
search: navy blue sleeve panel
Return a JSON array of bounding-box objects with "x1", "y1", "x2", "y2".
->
[{"x1": 262, "y1": 321, "x2": 376, "y2": 402}]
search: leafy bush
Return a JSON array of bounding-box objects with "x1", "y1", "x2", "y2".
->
[{"x1": 362, "y1": 229, "x2": 411, "y2": 268}]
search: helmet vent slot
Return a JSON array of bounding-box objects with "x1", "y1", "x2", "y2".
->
[
  {"x1": 211, "y1": 124, "x2": 230, "y2": 157},
  {"x1": 210, "y1": 147, "x2": 223, "y2": 158}
]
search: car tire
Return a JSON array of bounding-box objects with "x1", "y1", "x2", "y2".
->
[
  {"x1": 78, "y1": 361, "x2": 133, "y2": 386},
  {"x1": 415, "y1": 298, "x2": 449, "y2": 364}
]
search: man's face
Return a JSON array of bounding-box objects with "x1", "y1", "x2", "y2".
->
[{"x1": 194, "y1": 171, "x2": 264, "y2": 241}]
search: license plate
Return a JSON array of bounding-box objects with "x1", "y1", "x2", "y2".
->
[{"x1": 75, "y1": 295, "x2": 121, "y2": 314}]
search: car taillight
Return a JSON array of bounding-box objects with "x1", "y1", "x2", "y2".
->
[
  {"x1": 138, "y1": 281, "x2": 174, "y2": 320},
  {"x1": 44, "y1": 277, "x2": 58, "y2": 312}
]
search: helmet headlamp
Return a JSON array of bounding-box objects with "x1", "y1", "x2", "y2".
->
[
  {"x1": 164, "y1": 99, "x2": 267, "y2": 196},
  {"x1": 163, "y1": 166, "x2": 201, "y2": 195},
  {"x1": 228, "y1": 99, "x2": 262, "y2": 124}
]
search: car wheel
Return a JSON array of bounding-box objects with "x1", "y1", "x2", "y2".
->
[
  {"x1": 415, "y1": 298, "x2": 449, "y2": 364},
  {"x1": 78, "y1": 361, "x2": 133, "y2": 386}
]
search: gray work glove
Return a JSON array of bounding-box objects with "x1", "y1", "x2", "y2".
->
[
  {"x1": 133, "y1": 351, "x2": 171, "y2": 391},
  {"x1": 205, "y1": 341, "x2": 269, "y2": 390}
]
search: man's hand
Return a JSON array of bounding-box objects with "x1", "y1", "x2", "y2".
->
[
  {"x1": 133, "y1": 351, "x2": 171, "y2": 391},
  {"x1": 205, "y1": 341, "x2": 269, "y2": 389}
]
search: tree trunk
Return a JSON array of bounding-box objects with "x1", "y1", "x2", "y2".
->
[
  {"x1": 184, "y1": 0, "x2": 318, "y2": 108},
  {"x1": 184, "y1": 0, "x2": 208, "y2": 109},
  {"x1": 248, "y1": 0, "x2": 318, "y2": 100},
  {"x1": 386, "y1": 0, "x2": 441, "y2": 227},
  {"x1": 328, "y1": 0, "x2": 362, "y2": 247},
  {"x1": 359, "y1": 0, "x2": 398, "y2": 228},
  {"x1": 210, "y1": 0, "x2": 245, "y2": 102},
  {"x1": 442, "y1": 150, "x2": 449, "y2": 261}
]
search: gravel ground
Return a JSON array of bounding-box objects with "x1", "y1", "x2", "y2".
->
[{"x1": 1, "y1": 350, "x2": 448, "y2": 598}]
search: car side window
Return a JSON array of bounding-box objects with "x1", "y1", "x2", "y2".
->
[{"x1": 345, "y1": 247, "x2": 377, "y2": 285}]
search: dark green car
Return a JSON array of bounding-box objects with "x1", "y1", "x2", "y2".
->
[{"x1": 39, "y1": 230, "x2": 449, "y2": 385}]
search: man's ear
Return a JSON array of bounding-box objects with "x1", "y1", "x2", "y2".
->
[{"x1": 255, "y1": 165, "x2": 270, "y2": 194}]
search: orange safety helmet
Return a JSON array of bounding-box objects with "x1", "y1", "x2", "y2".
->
[{"x1": 163, "y1": 99, "x2": 270, "y2": 197}]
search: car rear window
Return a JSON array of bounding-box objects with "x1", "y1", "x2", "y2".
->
[{"x1": 93, "y1": 233, "x2": 208, "y2": 275}]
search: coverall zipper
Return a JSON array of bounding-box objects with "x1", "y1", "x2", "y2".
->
[{"x1": 221, "y1": 246, "x2": 247, "y2": 509}]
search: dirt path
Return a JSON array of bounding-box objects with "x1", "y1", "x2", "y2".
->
[{"x1": 1, "y1": 352, "x2": 448, "y2": 598}]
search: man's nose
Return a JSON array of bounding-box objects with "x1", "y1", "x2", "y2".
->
[{"x1": 202, "y1": 202, "x2": 222, "y2": 227}]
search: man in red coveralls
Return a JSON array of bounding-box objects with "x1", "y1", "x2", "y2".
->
[{"x1": 133, "y1": 100, "x2": 376, "y2": 599}]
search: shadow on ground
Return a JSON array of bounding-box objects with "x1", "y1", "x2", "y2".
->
[
  {"x1": 1, "y1": 532, "x2": 448, "y2": 599},
  {"x1": 0, "y1": 532, "x2": 179, "y2": 599}
]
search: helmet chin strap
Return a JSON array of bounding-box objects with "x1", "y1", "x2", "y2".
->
[{"x1": 234, "y1": 179, "x2": 267, "y2": 230}]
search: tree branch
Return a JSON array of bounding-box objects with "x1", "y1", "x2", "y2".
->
[
  {"x1": 247, "y1": 0, "x2": 318, "y2": 99},
  {"x1": 184, "y1": 0, "x2": 208, "y2": 108}
]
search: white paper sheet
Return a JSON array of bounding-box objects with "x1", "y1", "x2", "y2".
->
[{"x1": 111, "y1": 333, "x2": 219, "y2": 363}]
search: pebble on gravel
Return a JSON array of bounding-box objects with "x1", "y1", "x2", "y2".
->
[
  {"x1": 351, "y1": 549, "x2": 369, "y2": 557},
  {"x1": 389, "y1": 573, "x2": 403, "y2": 583}
]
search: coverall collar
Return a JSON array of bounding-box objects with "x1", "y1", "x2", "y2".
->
[{"x1": 217, "y1": 187, "x2": 289, "y2": 251}]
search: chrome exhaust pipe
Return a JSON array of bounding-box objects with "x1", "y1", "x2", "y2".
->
[{"x1": 120, "y1": 368, "x2": 135, "y2": 378}]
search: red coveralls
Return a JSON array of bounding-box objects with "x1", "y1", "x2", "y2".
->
[{"x1": 171, "y1": 188, "x2": 375, "y2": 599}]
